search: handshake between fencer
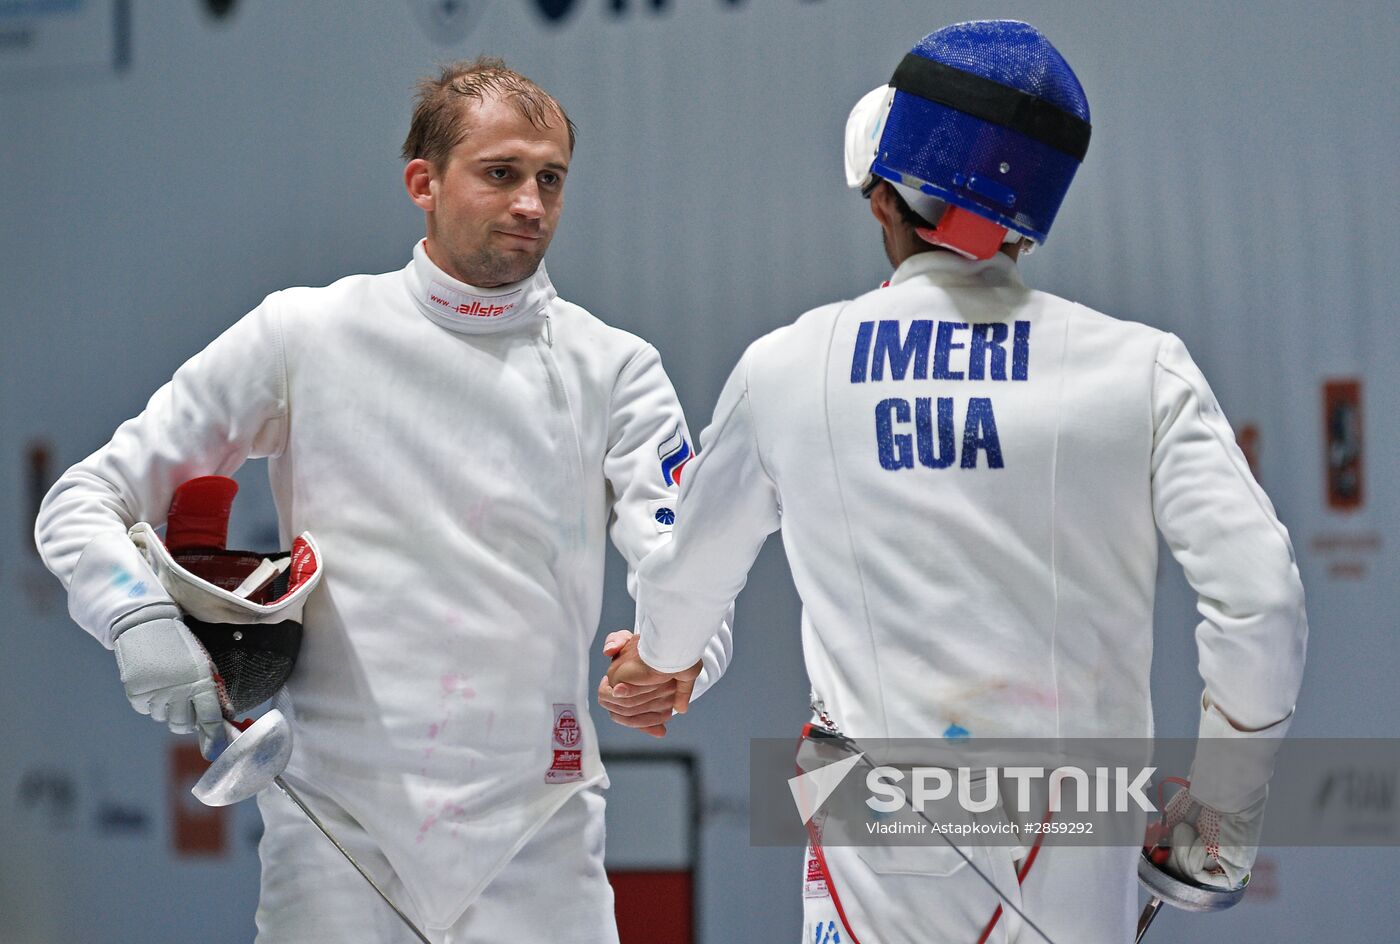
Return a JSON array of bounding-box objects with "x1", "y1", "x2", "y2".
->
[{"x1": 597, "y1": 629, "x2": 702, "y2": 738}]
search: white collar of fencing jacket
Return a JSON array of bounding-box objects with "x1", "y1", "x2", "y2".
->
[
  {"x1": 407, "y1": 238, "x2": 558, "y2": 335},
  {"x1": 887, "y1": 247, "x2": 1026, "y2": 290}
]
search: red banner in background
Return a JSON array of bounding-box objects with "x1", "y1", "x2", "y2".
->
[
  {"x1": 1323, "y1": 380, "x2": 1363, "y2": 511},
  {"x1": 611, "y1": 870, "x2": 693, "y2": 944},
  {"x1": 170, "y1": 743, "x2": 227, "y2": 856},
  {"x1": 1236, "y1": 423, "x2": 1261, "y2": 481}
]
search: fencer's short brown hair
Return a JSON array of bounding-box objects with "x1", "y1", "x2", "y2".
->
[{"x1": 401, "y1": 57, "x2": 577, "y2": 167}]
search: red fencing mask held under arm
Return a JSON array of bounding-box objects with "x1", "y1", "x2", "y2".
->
[{"x1": 128, "y1": 476, "x2": 322, "y2": 718}]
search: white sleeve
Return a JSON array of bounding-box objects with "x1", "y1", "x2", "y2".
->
[
  {"x1": 34, "y1": 296, "x2": 289, "y2": 648},
  {"x1": 1151, "y1": 334, "x2": 1307, "y2": 809},
  {"x1": 603, "y1": 343, "x2": 733, "y2": 698},
  {"x1": 635, "y1": 349, "x2": 781, "y2": 675}
]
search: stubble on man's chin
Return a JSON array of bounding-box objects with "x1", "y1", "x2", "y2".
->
[{"x1": 457, "y1": 245, "x2": 546, "y2": 288}]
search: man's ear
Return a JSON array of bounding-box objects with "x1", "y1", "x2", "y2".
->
[
  {"x1": 868, "y1": 180, "x2": 897, "y2": 229},
  {"x1": 404, "y1": 158, "x2": 435, "y2": 212}
]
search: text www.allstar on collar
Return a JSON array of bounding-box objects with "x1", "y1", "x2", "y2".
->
[{"x1": 426, "y1": 279, "x2": 521, "y2": 319}]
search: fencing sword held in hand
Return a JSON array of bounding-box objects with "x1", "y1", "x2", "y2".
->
[
  {"x1": 193, "y1": 711, "x2": 433, "y2": 944},
  {"x1": 134, "y1": 476, "x2": 433, "y2": 944}
]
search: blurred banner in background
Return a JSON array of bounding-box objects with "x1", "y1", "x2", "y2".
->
[{"x1": 0, "y1": 0, "x2": 129, "y2": 82}]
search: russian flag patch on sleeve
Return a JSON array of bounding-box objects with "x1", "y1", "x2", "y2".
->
[{"x1": 657, "y1": 425, "x2": 693, "y2": 487}]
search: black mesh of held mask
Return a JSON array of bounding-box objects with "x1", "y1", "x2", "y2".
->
[{"x1": 174, "y1": 547, "x2": 304, "y2": 717}]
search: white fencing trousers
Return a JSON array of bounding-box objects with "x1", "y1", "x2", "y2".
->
[
  {"x1": 255, "y1": 778, "x2": 618, "y2": 944},
  {"x1": 801, "y1": 841, "x2": 1138, "y2": 943}
]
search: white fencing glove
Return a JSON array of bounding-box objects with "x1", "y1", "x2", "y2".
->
[
  {"x1": 1161, "y1": 785, "x2": 1266, "y2": 889},
  {"x1": 112, "y1": 602, "x2": 225, "y2": 755}
]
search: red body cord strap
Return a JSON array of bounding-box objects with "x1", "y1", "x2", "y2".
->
[
  {"x1": 798, "y1": 724, "x2": 1050, "y2": 944},
  {"x1": 797, "y1": 725, "x2": 864, "y2": 944},
  {"x1": 974, "y1": 799, "x2": 1054, "y2": 943}
]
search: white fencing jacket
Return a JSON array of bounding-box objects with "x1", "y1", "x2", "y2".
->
[
  {"x1": 36, "y1": 240, "x2": 730, "y2": 929},
  {"x1": 636, "y1": 250, "x2": 1306, "y2": 811}
]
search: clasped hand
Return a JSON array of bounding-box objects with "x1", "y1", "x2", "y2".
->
[{"x1": 596, "y1": 630, "x2": 701, "y2": 738}]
